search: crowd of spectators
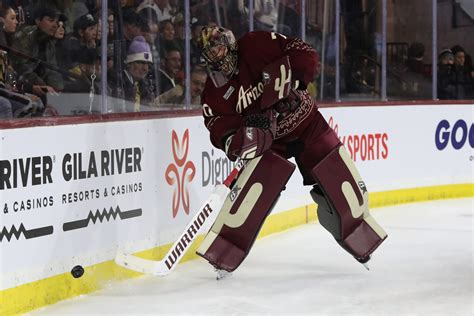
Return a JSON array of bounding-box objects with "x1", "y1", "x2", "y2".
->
[
  {"x1": 0, "y1": 0, "x2": 470, "y2": 118},
  {"x1": 0, "y1": 0, "x2": 211, "y2": 117},
  {"x1": 397, "y1": 41, "x2": 473, "y2": 100},
  {"x1": 437, "y1": 45, "x2": 473, "y2": 100}
]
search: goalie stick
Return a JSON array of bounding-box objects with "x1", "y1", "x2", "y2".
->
[{"x1": 115, "y1": 159, "x2": 246, "y2": 276}]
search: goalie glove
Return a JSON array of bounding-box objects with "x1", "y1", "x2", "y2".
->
[{"x1": 224, "y1": 110, "x2": 277, "y2": 161}]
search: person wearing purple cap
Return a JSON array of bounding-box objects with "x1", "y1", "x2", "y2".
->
[{"x1": 112, "y1": 35, "x2": 155, "y2": 111}]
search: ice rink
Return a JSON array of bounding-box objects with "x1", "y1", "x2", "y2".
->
[{"x1": 29, "y1": 198, "x2": 473, "y2": 316}]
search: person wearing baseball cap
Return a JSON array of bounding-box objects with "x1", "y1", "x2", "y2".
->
[
  {"x1": 438, "y1": 49, "x2": 454, "y2": 65},
  {"x1": 73, "y1": 14, "x2": 98, "y2": 41},
  {"x1": 58, "y1": 14, "x2": 99, "y2": 70}
]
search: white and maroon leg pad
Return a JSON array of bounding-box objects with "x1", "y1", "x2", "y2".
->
[
  {"x1": 197, "y1": 151, "x2": 295, "y2": 272},
  {"x1": 311, "y1": 145, "x2": 387, "y2": 262}
]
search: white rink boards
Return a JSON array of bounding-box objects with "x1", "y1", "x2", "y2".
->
[{"x1": 1, "y1": 102, "x2": 472, "y2": 315}]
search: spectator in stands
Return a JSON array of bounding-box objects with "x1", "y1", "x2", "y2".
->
[
  {"x1": 188, "y1": 65, "x2": 207, "y2": 106},
  {"x1": 139, "y1": 7, "x2": 159, "y2": 44},
  {"x1": 0, "y1": 5, "x2": 47, "y2": 118},
  {"x1": 0, "y1": 4, "x2": 18, "y2": 83},
  {"x1": 137, "y1": 0, "x2": 174, "y2": 23},
  {"x1": 54, "y1": 19, "x2": 66, "y2": 40},
  {"x1": 452, "y1": 45, "x2": 465, "y2": 68},
  {"x1": 466, "y1": 54, "x2": 474, "y2": 96},
  {"x1": 74, "y1": 13, "x2": 99, "y2": 49},
  {"x1": 277, "y1": 0, "x2": 300, "y2": 37},
  {"x1": 64, "y1": 48, "x2": 101, "y2": 94},
  {"x1": 407, "y1": 42, "x2": 426, "y2": 75},
  {"x1": 62, "y1": 47, "x2": 103, "y2": 114},
  {"x1": 169, "y1": 0, "x2": 182, "y2": 17},
  {"x1": 0, "y1": 4, "x2": 17, "y2": 84},
  {"x1": 401, "y1": 42, "x2": 431, "y2": 99},
  {"x1": 158, "y1": 44, "x2": 182, "y2": 95},
  {"x1": 173, "y1": 13, "x2": 185, "y2": 52},
  {"x1": 449, "y1": 45, "x2": 473, "y2": 99},
  {"x1": 106, "y1": 9, "x2": 114, "y2": 41},
  {"x1": 155, "y1": 65, "x2": 207, "y2": 107},
  {"x1": 158, "y1": 19, "x2": 182, "y2": 57},
  {"x1": 438, "y1": 48, "x2": 454, "y2": 66},
  {"x1": 11, "y1": 5, "x2": 64, "y2": 99},
  {"x1": 253, "y1": 0, "x2": 278, "y2": 32},
  {"x1": 139, "y1": 7, "x2": 161, "y2": 97},
  {"x1": 113, "y1": 36, "x2": 154, "y2": 111},
  {"x1": 122, "y1": 8, "x2": 144, "y2": 54},
  {"x1": 437, "y1": 49, "x2": 456, "y2": 100},
  {"x1": 465, "y1": 54, "x2": 474, "y2": 79},
  {"x1": 190, "y1": 0, "x2": 210, "y2": 25},
  {"x1": 108, "y1": 8, "x2": 146, "y2": 107},
  {"x1": 58, "y1": 13, "x2": 98, "y2": 70},
  {"x1": 0, "y1": 4, "x2": 15, "y2": 107},
  {"x1": 0, "y1": 4, "x2": 18, "y2": 45},
  {"x1": 190, "y1": 18, "x2": 204, "y2": 66}
]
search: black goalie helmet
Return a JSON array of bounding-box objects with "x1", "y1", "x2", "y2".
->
[{"x1": 198, "y1": 26, "x2": 238, "y2": 87}]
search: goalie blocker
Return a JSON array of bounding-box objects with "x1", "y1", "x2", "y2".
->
[{"x1": 197, "y1": 151, "x2": 295, "y2": 272}]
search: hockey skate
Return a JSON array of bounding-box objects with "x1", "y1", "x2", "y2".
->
[
  {"x1": 356, "y1": 255, "x2": 371, "y2": 270},
  {"x1": 215, "y1": 268, "x2": 232, "y2": 280}
]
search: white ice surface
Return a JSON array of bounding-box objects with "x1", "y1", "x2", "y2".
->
[{"x1": 29, "y1": 198, "x2": 473, "y2": 316}]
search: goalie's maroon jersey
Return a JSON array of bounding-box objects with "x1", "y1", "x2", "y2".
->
[{"x1": 201, "y1": 31, "x2": 339, "y2": 181}]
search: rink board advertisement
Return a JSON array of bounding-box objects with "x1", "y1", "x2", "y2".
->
[
  {"x1": 319, "y1": 104, "x2": 472, "y2": 191},
  {"x1": 0, "y1": 103, "x2": 472, "y2": 292}
]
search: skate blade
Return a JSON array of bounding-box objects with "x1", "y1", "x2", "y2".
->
[
  {"x1": 215, "y1": 268, "x2": 232, "y2": 280},
  {"x1": 361, "y1": 262, "x2": 370, "y2": 271}
]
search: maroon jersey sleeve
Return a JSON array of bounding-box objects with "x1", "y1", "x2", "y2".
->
[
  {"x1": 202, "y1": 81, "x2": 243, "y2": 150},
  {"x1": 239, "y1": 31, "x2": 319, "y2": 89}
]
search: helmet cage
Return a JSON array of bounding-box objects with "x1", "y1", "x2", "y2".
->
[{"x1": 200, "y1": 27, "x2": 237, "y2": 87}]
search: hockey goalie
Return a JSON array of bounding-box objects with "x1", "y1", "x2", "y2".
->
[{"x1": 196, "y1": 26, "x2": 388, "y2": 274}]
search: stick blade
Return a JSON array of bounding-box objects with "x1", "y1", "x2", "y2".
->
[
  {"x1": 115, "y1": 252, "x2": 170, "y2": 276},
  {"x1": 113, "y1": 183, "x2": 233, "y2": 276}
]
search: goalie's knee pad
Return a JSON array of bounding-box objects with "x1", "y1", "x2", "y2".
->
[
  {"x1": 197, "y1": 151, "x2": 295, "y2": 272},
  {"x1": 310, "y1": 145, "x2": 387, "y2": 262}
]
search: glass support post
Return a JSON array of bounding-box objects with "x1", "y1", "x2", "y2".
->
[
  {"x1": 301, "y1": 0, "x2": 306, "y2": 40},
  {"x1": 320, "y1": 0, "x2": 329, "y2": 101},
  {"x1": 214, "y1": 0, "x2": 222, "y2": 26},
  {"x1": 432, "y1": 0, "x2": 438, "y2": 100},
  {"x1": 249, "y1": 0, "x2": 254, "y2": 31},
  {"x1": 381, "y1": 0, "x2": 387, "y2": 100},
  {"x1": 100, "y1": 0, "x2": 108, "y2": 113},
  {"x1": 184, "y1": 0, "x2": 191, "y2": 108}
]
